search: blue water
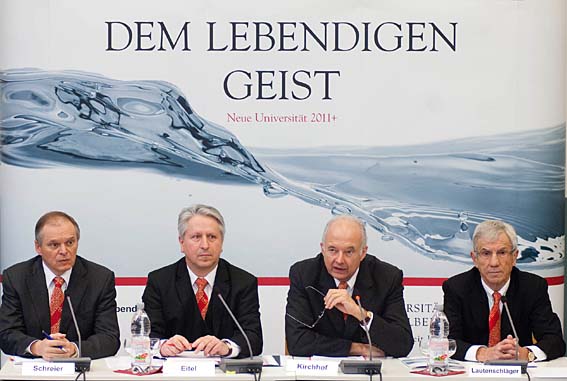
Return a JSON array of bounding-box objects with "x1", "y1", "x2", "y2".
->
[{"x1": 1, "y1": 69, "x2": 564, "y2": 268}]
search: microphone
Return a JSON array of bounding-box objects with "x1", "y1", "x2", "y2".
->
[
  {"x1": 339, "y1": 296, "x2": 382, "y2": 375},
  {"x1": 357, "y1": 296, "x2": 374, "y2": 361},
  {"x1": 216, "y1": 293, "x2": 262, "y2": 374},
  {"x1": 50, "y1": 296, "x2": 92, "y2": 372},
  {"x1": 500, "y1": 295, "x2": 519, "y2": 360},
  {"x1": 484, "y1": 295, "x2": 527, "y2": 374}
]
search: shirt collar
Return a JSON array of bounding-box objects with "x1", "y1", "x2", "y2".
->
[
  {"x1": 481, "y1": 277, "x2": 510, "y2": 299},
  {"x1": 187, "y1": 264, "x2": 218, "y2": 288},
  {"x1": 42, "y1": 260, "x2": 72, "y2": 288},
  {"x1": 333, "y1": 267, "x2": 360, "y2": 290}
]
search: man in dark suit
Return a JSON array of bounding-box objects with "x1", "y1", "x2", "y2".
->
[
  {"x1": 443, "y1": 220, "x2": 565, "y2": 362},
  {"x1": 142, "y1": 204, "x2": 262, "y2": 358},
  {"x1": 0, "y1": 211, "x2": 120, "y2": 360},
  {"x1": 285, "y1": 215, "x2": 413, "y2": 358}
]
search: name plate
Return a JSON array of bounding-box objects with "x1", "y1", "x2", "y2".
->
[
  {"x1": 469, "y1": 365, "x2": 522, "y2": 377},
  {"x1": 163, "y1": 358, "x2": 216, "y2": 376},
  {"x1": 286, "y1": 360, "x2": 339, "y2": 375},
  {"x1": 22, "y1": 361, "x2": 75, "y2": 376}
]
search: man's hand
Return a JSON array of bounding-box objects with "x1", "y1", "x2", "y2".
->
[
  {"x1": 191, "y1": 335, "x2": 230, "y2": 357},
  {"x1": 160, "y1": 335, "x2": 191, "y2": 357},
  {"x1": 349, "y1": 342, "x2": 385, "y2": 359},
  {"x1": 324, "y1": 289, "x2": 365, "y2": 320},
  {"x1": 31, "y1": 333, "x2": 76, "y2": 360},
  {"x1": 476, "y1": 335, "x2": 519, "y2": 361}
]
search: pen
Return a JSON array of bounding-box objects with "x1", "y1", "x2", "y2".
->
[{"x1": 42, "y1": 330, "x2": 67, "y2": 352}]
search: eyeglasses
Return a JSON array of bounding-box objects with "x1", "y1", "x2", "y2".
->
[
  {"x1": 286, "y1": 286, "x2": 326, "y2": 329},
  {"x1": 475, "y1": 248, "x2": 515, "y2": 260}
]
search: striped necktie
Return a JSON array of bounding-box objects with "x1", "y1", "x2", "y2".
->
[
  {"x1": 50, "y1": 276, "x2": 65, "y2": 333},
  {"x1": 195, "y1": 278, "x2": 209, "y2": 319},
  {"x1": 488, "y1": 291, "x2": 501, "y2": 347}
]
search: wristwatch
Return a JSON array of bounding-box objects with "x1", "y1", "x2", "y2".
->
[
  {"x1": 362, "y1": 310, "x2": 373, "y2": 325},
  {"x1": 527, "y1": 349, "x2": 536, "y2": 362}
]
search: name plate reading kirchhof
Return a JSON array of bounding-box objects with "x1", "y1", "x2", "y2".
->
[
  {"x1": 22, "y1": 361, "x2": 75, "y2": 376},
  {"x1": 163, "y1": 358, "x2": 216, "y2": 376},
  {"x1": 469, "y1": 365, "x2": 523, "y2": 378},
  {"x1": 286, "y1": 359, "x2": 339, "y2": 375}
]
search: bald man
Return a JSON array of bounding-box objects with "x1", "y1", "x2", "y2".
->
[{"x1": 285, "y1": 215, "x2": 413, "y2": 358}]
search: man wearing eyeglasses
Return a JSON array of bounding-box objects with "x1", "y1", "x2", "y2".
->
[
  {"x1": 442, "y1": 220, "x2": 565, "y2": 362},
  {"x1": 285, "y1": 215, "x2": 413, "y2": 357}
]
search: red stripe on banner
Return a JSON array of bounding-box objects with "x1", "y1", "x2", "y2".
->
[
  {"x1": 258, "y1": 277, "x2": 290, "y2": 286},
  {"x1": 403, "y1": 278, "x2": 447, "y2": 286},
  {"x1": 0, "y1": 275, "x2": 564, "y2": 287},
  {"x1": 110, "y1": 276, "x2": 565, "y2": 287},
  {"x1": 546, "y1": 276, "x2": 565, "y2": 286},
  {"x1": 115, "y1": 277, "x2": 148, "y2": 286}
]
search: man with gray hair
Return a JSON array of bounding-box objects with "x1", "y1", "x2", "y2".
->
[
  {"x1": 443, "y1": 220, "x2": 565, "y2": 362},
  {"x1": 142, "y1": 204, "x2": 262, "y2": 358},
  {"x1": 285, "y1": 214, "x2": 413, "y2": 357}
]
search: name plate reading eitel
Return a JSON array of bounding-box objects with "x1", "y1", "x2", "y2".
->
[
  {"x1": 22, "y1": 361, "x2": 75, "y2": 376},
  {"x1": 163, "y1": 358, "x2": 216, "y2": 376},
  {"x1": 469, "y1": 365, "x2": 523, "y2": 378},
  {"x1": 286, "y1": 359, "x2": 339, "y2": 375}
]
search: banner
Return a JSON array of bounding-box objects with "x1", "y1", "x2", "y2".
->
[{"x1": 1, "y1": 0, "x2": 565, "y2": 355}]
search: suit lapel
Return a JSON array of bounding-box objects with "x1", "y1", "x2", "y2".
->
[
  {"x1": 468, "y1": 268, "x2": 489, "y2": 322},
  {"x1": 174, "y1": 259, "x2": 203, "y2": 336},
  {"x1": 470, "y1": 268, "x2": 490, "y2": 342},
  {"x1": 317, "y1": 262, "x2": 344, "y2": 334},
  {"x1": 500, "y1": 268, "x2": 519, "y2": 339},
  {"x1": 347, "y1": 259, "x2": 374, "y2": 339},
  {"x1": 210, "y1": 260, "x2": 230, "y2": 336},
  {"x1": 60, "y1": 257, "x2": 87, "y2": 334},
  {"x1": 26, "y1": 257, "x2": 50, "y2": 333}
]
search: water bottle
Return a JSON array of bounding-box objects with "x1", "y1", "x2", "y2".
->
[
  {"x1": 428, "y1": 303, "x2": 450, "y2": 375},
  {"x1": 130, "y1": 302, "x2": 151, "y2": 371}
]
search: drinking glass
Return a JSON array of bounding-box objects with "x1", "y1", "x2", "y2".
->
[
  {"x1": 150, "y1": 338, "x2": 161, "y2": 360},
  {"x1": 123, "y1": 338, "x2": 133, "y2": 356},
  {"x1": 418, "y1": 336, "x2": 429, "y2": 356},
  {"x1": 447, "y1": 339, "x2": 457, "y2": 358}
]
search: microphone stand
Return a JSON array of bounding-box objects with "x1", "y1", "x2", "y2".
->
[
  {"x1": 484, "y1": 295, "x2": 527, "y2": 374},
  {"x1": 51, "y1": 297, "x2": 92, "y2": 372},
  {"x1": 216, "y1": 293, "x2": 263, "y2": 375},
  {"x1": 339, "y1": 296, "x2": 382, "y2": 377}
]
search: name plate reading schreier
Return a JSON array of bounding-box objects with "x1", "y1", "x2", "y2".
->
[
  {"x1": 163, "y1": 358, "x2": 216, "y2": 376},
  {"x1": 286, "y1": 359, "x2": 339, "y2": 375},
  {"x1": 22, "y1": 361, "x2": 75, "y2": 376},
  {"x1": 469, "y1": 365, "x2": 523, "y2": 378}
]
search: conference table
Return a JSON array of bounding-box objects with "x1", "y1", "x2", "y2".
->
[{"x1": 1, "y1": 356, "x2": 567, "y2": 380}]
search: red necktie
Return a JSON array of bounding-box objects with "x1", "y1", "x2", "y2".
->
[
  {"x1": 195, "y1": 278, "x2": 209, "y2": 320},
  {"x1": 50, "y1": 276, "x2": 65, "y2": 333},
  {"x1": 488, "y1": 291, "x2": 501, "y2": 347},
  {"x1": 338, "y1": 281, "x2": 348, "y2": 321}
]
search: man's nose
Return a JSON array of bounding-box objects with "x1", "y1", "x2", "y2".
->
[
  {"x1": 488, "y1": 253, "x2": 500, "y2": 266},
  {"x1": 200, "y1": 236, "x2": 210, "y2": 248}
]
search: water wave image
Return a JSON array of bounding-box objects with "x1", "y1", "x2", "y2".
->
[{"x1": 1, "y1": 69, "x2": 564, "y2": 269}]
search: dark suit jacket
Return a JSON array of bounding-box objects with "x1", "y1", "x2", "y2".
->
[
  {"x1": 285, "y1": 253, "x2": 413, "y2": 357},
  {"x1": 443, "y1": 267, "x2": 565, "y2": 361},
  {"x1": 0, "y1": 256, "x2": 120, "y2": 359},
  {"x1": 142, "y1": 258, "x2": 262, "y2": 358}
]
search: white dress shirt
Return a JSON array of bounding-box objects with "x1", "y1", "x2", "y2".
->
[
  {"x1": 464, "y1": 278, "x2": 546, "y2": 361},
  {"x1": 186, "y1": 265, "x2": 241, "y2": 358}
]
